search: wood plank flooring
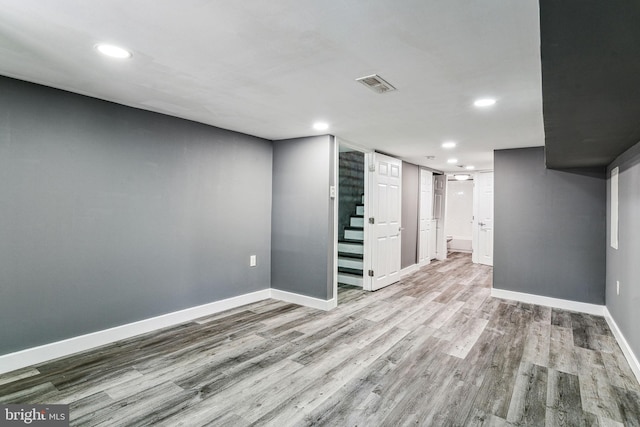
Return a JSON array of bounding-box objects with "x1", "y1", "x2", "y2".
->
[{"x1": 1, "y1": 252, "x2": 639, "y2": 426}]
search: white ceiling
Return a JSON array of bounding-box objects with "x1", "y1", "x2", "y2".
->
[{"x1": 0, "y1": 0, "x2": 544, "y2": 172}]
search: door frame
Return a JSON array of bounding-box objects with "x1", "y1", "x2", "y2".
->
[{"x1": 335, "y1": 139, "x2": 371, "y2": 300}]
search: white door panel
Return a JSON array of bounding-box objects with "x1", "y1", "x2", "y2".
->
[
  {"x1": 366, "y1": 153, "x2": 402, "y2": 291},
  {"x1": 418, "y1": 169, "x2": 433, "y2": 264},
  {"x1": 433, "y1": 175, "x2": 448, "y2": 260},
  {"x1": 474, "y1": 171, "x2": 494, "y2": 266}
]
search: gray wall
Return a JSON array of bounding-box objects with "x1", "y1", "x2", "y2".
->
[
  {"x1": 494, "y1": 147, "x2": 606, "y2": 304},
  {"x1": 271, "y1": 135, "x2": 335, "y2": 300},
  {"x1": 606, "y1": 140, "x2": 640, "y2": 359},
  {"x1": 0, "y1": 76, "x2": 273, "y2": 355},
  {"x1": 401, "y1": 162, "x2": 419, "y2": 269}
]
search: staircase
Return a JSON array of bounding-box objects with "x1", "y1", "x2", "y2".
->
[{"x1": 338, "y1": 194, "x2": 364, "y2": 287}]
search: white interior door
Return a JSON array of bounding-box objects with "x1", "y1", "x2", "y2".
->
[
  {"x1": 366, "y1": 153, "x2": 402, "y2": 291},
  {"x1": 433, "y1": 174, "x2": 448, "y2": 260},
  {"x1": 473, "y1": 171, "x2": 494, "y2": 266},
  {"x1": 418, "y1": 168, "x2": 433, "y2": 265}
]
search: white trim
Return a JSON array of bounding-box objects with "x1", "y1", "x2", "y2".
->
[
  {"x1": 0, "y1": 287, "x2": 340, "y2": 375},
  {"x1": 332, "y1": 136, "x2": 339, "y2": 309},
  {"x1": 490, "y1": 288, "x2": 605, "y2": 316},
  {"x1": 0, "y1": 289, "x2": 271, "y2": 375},
  {"x1": 400, "y1": 264, "x2": 419, "y2": 278},
  {"x1": 271, "y1": 289, "x2": 337, "y2": 311},
  {"x1": 604, "y1": 307, "x2": 640, "y2": 385}
]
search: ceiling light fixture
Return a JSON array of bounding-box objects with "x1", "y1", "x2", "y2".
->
[
  {"x1": 441, "y1": 141, "x2": 456, "y2": 149},
  {"x1": 447, "y1": 158, "x2": 458, "y2": 164},
  {"x1": 313, "y1": 122, "x2": 329, "y2": 131},
  {"x1": 454, "y1": 174, "x2": 471, "y2": 181},
  {"x1": 95, "y1": 43, "x2": 132, "y2": 59},
  {"x1": 465, "y1": 165, "x2": 475, "y2": 170},
  {"x1": 474, "y1": 98, "x2": 496, "y2": 107}
]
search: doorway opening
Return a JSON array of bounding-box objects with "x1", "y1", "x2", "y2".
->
[
  {"x1": 439, "y1": 171, "x2": 493, "y2": 266},
  {"x1": 337, "y1": 144, "x2": 366, "y2": 305},
  {"x1": 445, "y1": 177, "x2": 474, "y2": 254}
]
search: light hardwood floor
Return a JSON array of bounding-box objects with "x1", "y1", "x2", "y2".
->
[{"x1": 1, "y1": 253, "x2": 639, "y2": 426}]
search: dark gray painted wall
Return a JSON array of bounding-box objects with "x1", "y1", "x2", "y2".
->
[
  {"x1": 338, "y1": 151, "x2": 364, "y2": 240},
  {"x1": 271, "y1": 135, "x2": 335, "y2": 300},
  {"x1": 494, "y1": 147, "x2": 606, "y2": 304},
  {"x1": 401, "y1": 162, "x2": 419, "y2": 269},
  {"x1": 606, "y1": 140, "x2": 640, "y2": 359},
  {"x1": 0, "y1": 76, "x2": 273, "y2": 355}
]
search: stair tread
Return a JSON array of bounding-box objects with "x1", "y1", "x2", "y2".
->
[
  {"x1": 350, "y1": 215, "x2": 364, "y2": 218},
  {"x1": 338, "y1": 252, "x2": 364, "y2": 260},
  {"x1": 339, "y1": 239, "x2": 364, "y2": 244},
  {"x1": 338, "y1": 267, "x2": 364, "y2": 275},
  {"x1": 345, "y1": 226, "x2": 364, "y2": 231}
]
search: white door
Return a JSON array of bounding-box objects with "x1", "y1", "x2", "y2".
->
[
  {"x1": 365, "y1": 153, "x2": 402, "y2": 291},
  {"x1": 473, "y1": 171, "x2": 494, "y2": 266},
  {"x1": 418, "y1": 168, "x2": 433, "y2": 266},
  {"x1": 433, "y1": 174, "x2": 448, "y2": 260}
]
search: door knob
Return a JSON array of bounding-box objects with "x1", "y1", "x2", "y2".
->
[{"x1": 478, "y1": 222, "x2": 485, "y2": 226}]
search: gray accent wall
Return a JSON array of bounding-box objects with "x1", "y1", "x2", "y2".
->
[
  {"x1": 271, "y1": 135, "x2": 336, "y2": 300},
  {"x1": 401, "y1": 162, "x2": 419, "y2": 269},
  {"x1": 606, "y1": 140, "x2": 640, "y2": 359},
  {"x1": 0, "y1": 76, "x2": 273, "y2": 355},
  {"x1": 494, "y1": 147, "x2": 606, "y2": 304}
]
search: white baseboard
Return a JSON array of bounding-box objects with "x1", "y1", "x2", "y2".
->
[
  {"x1": 270, "y1": 288, "x2": 337, "y2": 311},
  {"x1": 0, "y1": 286, "x2": 339, "y2": 375},
  {"x1": 490, "y1": 288, "x2": 605, "y2": 316},
  {"x1": 603, "y1": 307, "x2": 640, "y2": 385},
  {"x1": 400, "y1": 264, "x2": 419, "y2": 278}
]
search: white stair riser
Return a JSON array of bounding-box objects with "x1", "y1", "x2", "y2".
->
[
  {"x1": 356, "y1": 205, "x2": 364, "y2": 216},
  {"x1": 345, "y1": 229, "x2": 364, "y2": 240},
  {"x1": 338, "y1": 257, "x2": 363, "y2": 270},
  {"x1": 361, "y1": 194, "x2": 365, "y2": 204},
  {"x1": 338, "y1": 273, "x2": 363, "y2": 287},
  {"x1": 350, "y1": 217, "x2": 364, "y2": 227},
  {"x1": 338, "y1": 242, "x2": 364, "y2": 255}
]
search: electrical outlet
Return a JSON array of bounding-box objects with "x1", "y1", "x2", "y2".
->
[
  {"x1": 250, "y1": 255, "x2": 257, "y2": 267},
  {"x1": 617, "y1": 280, "x2": 620, "y2": 295}
]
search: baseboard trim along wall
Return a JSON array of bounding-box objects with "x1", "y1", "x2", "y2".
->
[
  {"x1": 270, "y1": 288, "x2": 337, "y2": 311},
  {"x1": 0, "y1": 288, "x2": 336, "y2": 375},
  {"x1": 604, "y1": 307, "x2": 640, "y2": 385},
  {"x1": 490, "y1": 288, "x2": 605, "y2": 316},
  {"x1": 491, "y1": 288, "x2": 640, "y2": 386}
]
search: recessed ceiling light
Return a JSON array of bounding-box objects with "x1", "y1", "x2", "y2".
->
[
  {"x1": 474, "y1": 98, "x2": 496, "y2": 107},
  {"x1": 95, "y1": 43, "x2": 132, "y2": 59},
  {"x1": 465, "y1": 165, "x2": 475, "y2": 170},
  {"x1": 447, "y1": 158, "x2": 458, "y2": 164},
  {"x1": 441, "y1": 141, "x2": 456, "y2": 149},
  {"x1": 313, "y1": 122, "x2": 329, "y2": 131}
]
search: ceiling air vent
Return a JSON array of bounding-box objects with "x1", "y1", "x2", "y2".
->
[{"x1": 356, "y1": 74, "x2": 396, "y2": 94}]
